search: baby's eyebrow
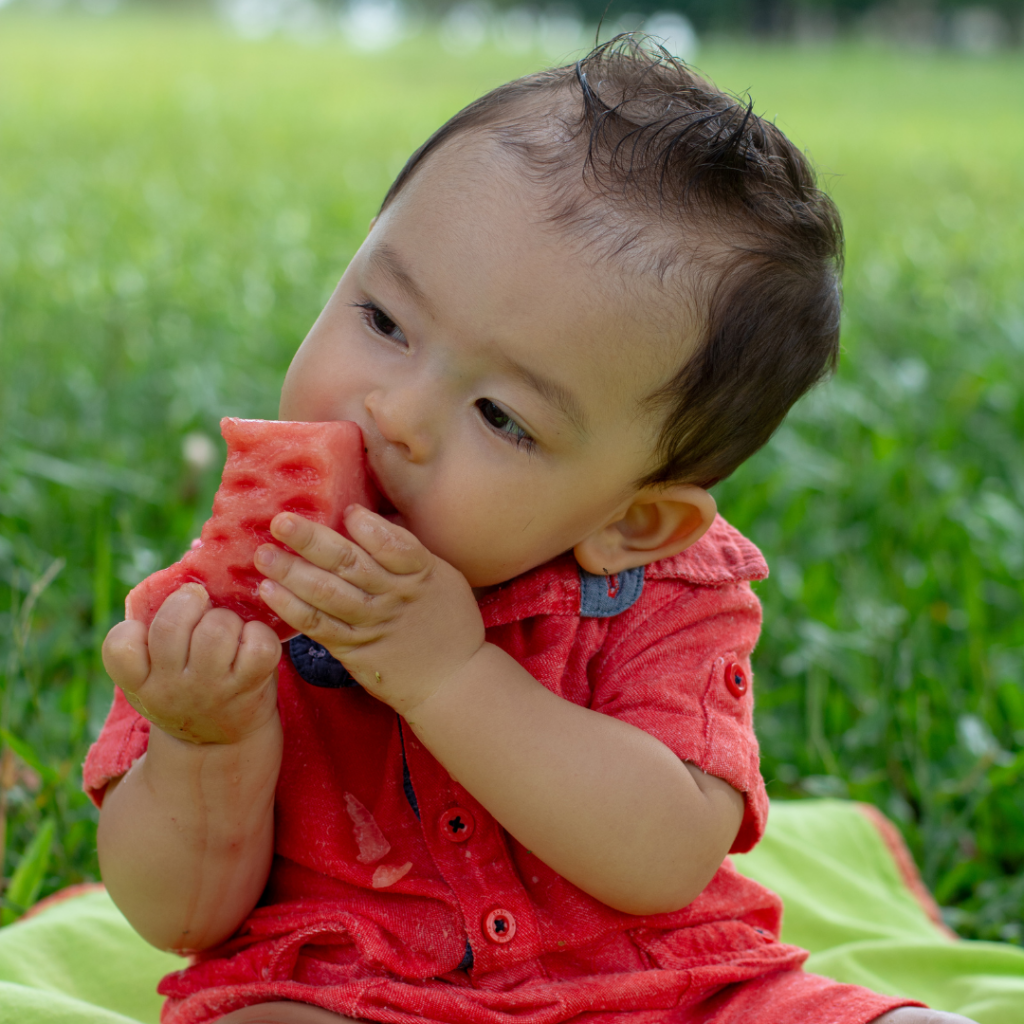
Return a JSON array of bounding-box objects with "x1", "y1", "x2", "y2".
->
[
  {"x1": 502, "y1": 356, "x2": 589, "y2": 439},
  {"x1": 367, "y1": 244, "x2": 430, "y2": 311}
]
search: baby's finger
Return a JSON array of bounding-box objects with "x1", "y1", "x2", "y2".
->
[
  {"x1": 258, "y1": 578, "x2": 363, "y2": 651},
  {"x1": 256, "y1": 547, "x2": 379, "y2": 626},
  {"x1": 268, "y1": 514, "x2": 387, "y2": 593},
  {"x1": 188, "y1": 607, "x2": 244, "y2": 681},
  {"x1": 232, "y1": 619, "x2": 283, "y2": 687},
  {"x1": 343, "y1": 505, "x2": 430, "y2": 576},
  {"x1": 147, "y1": 583, "x2": 212, "y2": 675},
  {"x1": 102, "y1": 619, "x2": 151, "y2": 691}
]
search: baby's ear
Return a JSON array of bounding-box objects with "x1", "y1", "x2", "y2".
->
[{"x1": 573, "y1": 485, "x2": 716, "y2": 576}]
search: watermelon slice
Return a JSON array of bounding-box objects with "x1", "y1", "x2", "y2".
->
[{"x1": 126, "y1": 418, "x2": 376, "y2": 641}]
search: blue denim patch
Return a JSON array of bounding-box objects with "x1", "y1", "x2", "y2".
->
[
  {"x1": 578, "y1": 565, "x2": 645, "y2": 617},
  {"x1": 288, "y1": 635, "x2": 356, "y2": 689}
]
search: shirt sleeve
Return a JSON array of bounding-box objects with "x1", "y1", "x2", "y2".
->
[
  {"x1": 82, "y1": 686, "x2": 151, "y2": 808},
  {"x1": 587, "y1": 577, "x2": 767, "y2": 853}
]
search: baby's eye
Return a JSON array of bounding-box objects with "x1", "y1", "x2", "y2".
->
[
  {"x1": 476, "y1": 399, "x2": 535, "y2": 451},
  {"x1": 352, "y1": 301, "x2": 406, "y2": 345}
]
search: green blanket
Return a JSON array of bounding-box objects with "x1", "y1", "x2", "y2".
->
[
  {"x1": 0, "y1": 800, "x2": 1021, "y2": 1023},
  {"x1": 732, "y1": 800, "x2": 1024, "y2": 1023}
]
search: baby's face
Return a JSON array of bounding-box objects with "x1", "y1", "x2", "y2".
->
[{"x1": 281, "y1": 137, "x2": 692, "y2": 588}]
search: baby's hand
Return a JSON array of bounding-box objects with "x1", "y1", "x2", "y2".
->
[
  {"x1": 102, "y1": 584, "x2": 282, "y2": 745},
  {"x1": 255, "y1": 506, "x2": 485, "y2": 717}
]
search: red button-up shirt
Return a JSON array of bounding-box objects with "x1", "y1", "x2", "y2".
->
[{"x1": 85, "y1": 517, "x2": 820, "y2": 1024}]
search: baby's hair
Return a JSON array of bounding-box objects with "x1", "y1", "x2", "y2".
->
[{"x1": 381, "y1": 36, "x2": 844, "y2": 489}]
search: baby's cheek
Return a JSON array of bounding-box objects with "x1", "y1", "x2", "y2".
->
[
  {"x1": 404, "y1": 509, "x2": 504, "y2": 586},
  {"x1": 413, "y1": 463, "x2": 586, "y2": 584}
]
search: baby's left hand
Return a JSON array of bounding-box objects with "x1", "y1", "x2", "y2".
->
[{"x1": 254, "y1": 506, "x2": 485, "y2": 716}]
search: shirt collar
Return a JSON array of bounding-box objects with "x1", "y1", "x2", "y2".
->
[{"x1": 477, "y1": 515, "x2": 767, "y2": 629}]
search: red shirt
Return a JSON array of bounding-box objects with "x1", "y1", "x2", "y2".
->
[{"x1": 83, "y1": 517, "x2": 910, "y2": 1024}]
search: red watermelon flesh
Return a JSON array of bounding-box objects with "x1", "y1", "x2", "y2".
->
[{"x1": 126, "y1": 418, "x2": 376, "y2": 641}]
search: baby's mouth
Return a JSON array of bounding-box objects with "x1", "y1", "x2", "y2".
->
[
  {"x1": 365, "y1": 464, "x2": 406, "y2": 528},
  {"x1": 381, "y1": 503, "x2": 406, "y2": 529}
]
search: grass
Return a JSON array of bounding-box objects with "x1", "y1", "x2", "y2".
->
[{"x1": 1, "y1": 13, "x2": 1023, "y2": 942}]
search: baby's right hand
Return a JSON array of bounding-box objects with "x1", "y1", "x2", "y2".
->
[{"x1": 102, "y1": 583, "x2": 282, "y2": 745}]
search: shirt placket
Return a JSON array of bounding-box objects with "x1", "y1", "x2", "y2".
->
[{"x1": 401, "y1": 725, "x2": 542, "y2": 976}]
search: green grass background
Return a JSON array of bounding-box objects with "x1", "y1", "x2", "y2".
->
[{"x1": 1, "y1": 14, "x2": 1022, "y2": 942}]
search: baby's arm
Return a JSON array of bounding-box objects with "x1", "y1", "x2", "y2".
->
[
  {"x1": 97, "y1": 584, "x2": 283, "y2": 952},
  {"x1": 258, "y1": 509, "x2": 744, "y2": 916},
  {"x1": 409, "y1": 647, "x2": 744, "y2": 914}
]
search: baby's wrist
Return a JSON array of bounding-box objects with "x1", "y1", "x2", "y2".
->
[
  {"x1": 143, "y1": 711, "x2": 283, "y2": 797},
  {"x1": 401, "y1": 641, "x2": 495, "y2": 729}
]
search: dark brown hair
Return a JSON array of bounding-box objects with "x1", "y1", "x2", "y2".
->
[{"x1": 381, "y1": 36, "x2": 844, "y2": 489}]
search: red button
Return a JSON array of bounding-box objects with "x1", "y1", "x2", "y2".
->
[
  {"x1": 726, "y1": 662, "x2": 748, "y2": 697},
  {"x1": 439, "y1": 806, "x2": 475, "y2": 843},
  {"x1": 482, "y1": 908, "x2": 516, "y2": 944}
]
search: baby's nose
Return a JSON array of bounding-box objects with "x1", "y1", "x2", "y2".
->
[{"x1": 364, "y1": 387, "x2": 432, "y2": 462}]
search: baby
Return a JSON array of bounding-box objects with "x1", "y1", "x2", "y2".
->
[{"x1": 88, "y1": 37, "x2": 974, "y2": 1024}]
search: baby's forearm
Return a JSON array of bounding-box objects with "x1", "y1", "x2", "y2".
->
[
  {"x1": 97, "y1": 715, "x2": 282, "y2": 953},
  {"x1": 405, "y1": 644, "x2": 744, "y2": 916}
]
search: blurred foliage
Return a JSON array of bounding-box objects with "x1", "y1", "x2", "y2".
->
[
  {"x1": 430, "y1": 0, "x2": 1024, "y2": 44},
  {"x1": 0, "y1": 14, "x2": 1022, "y2": 945}
]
